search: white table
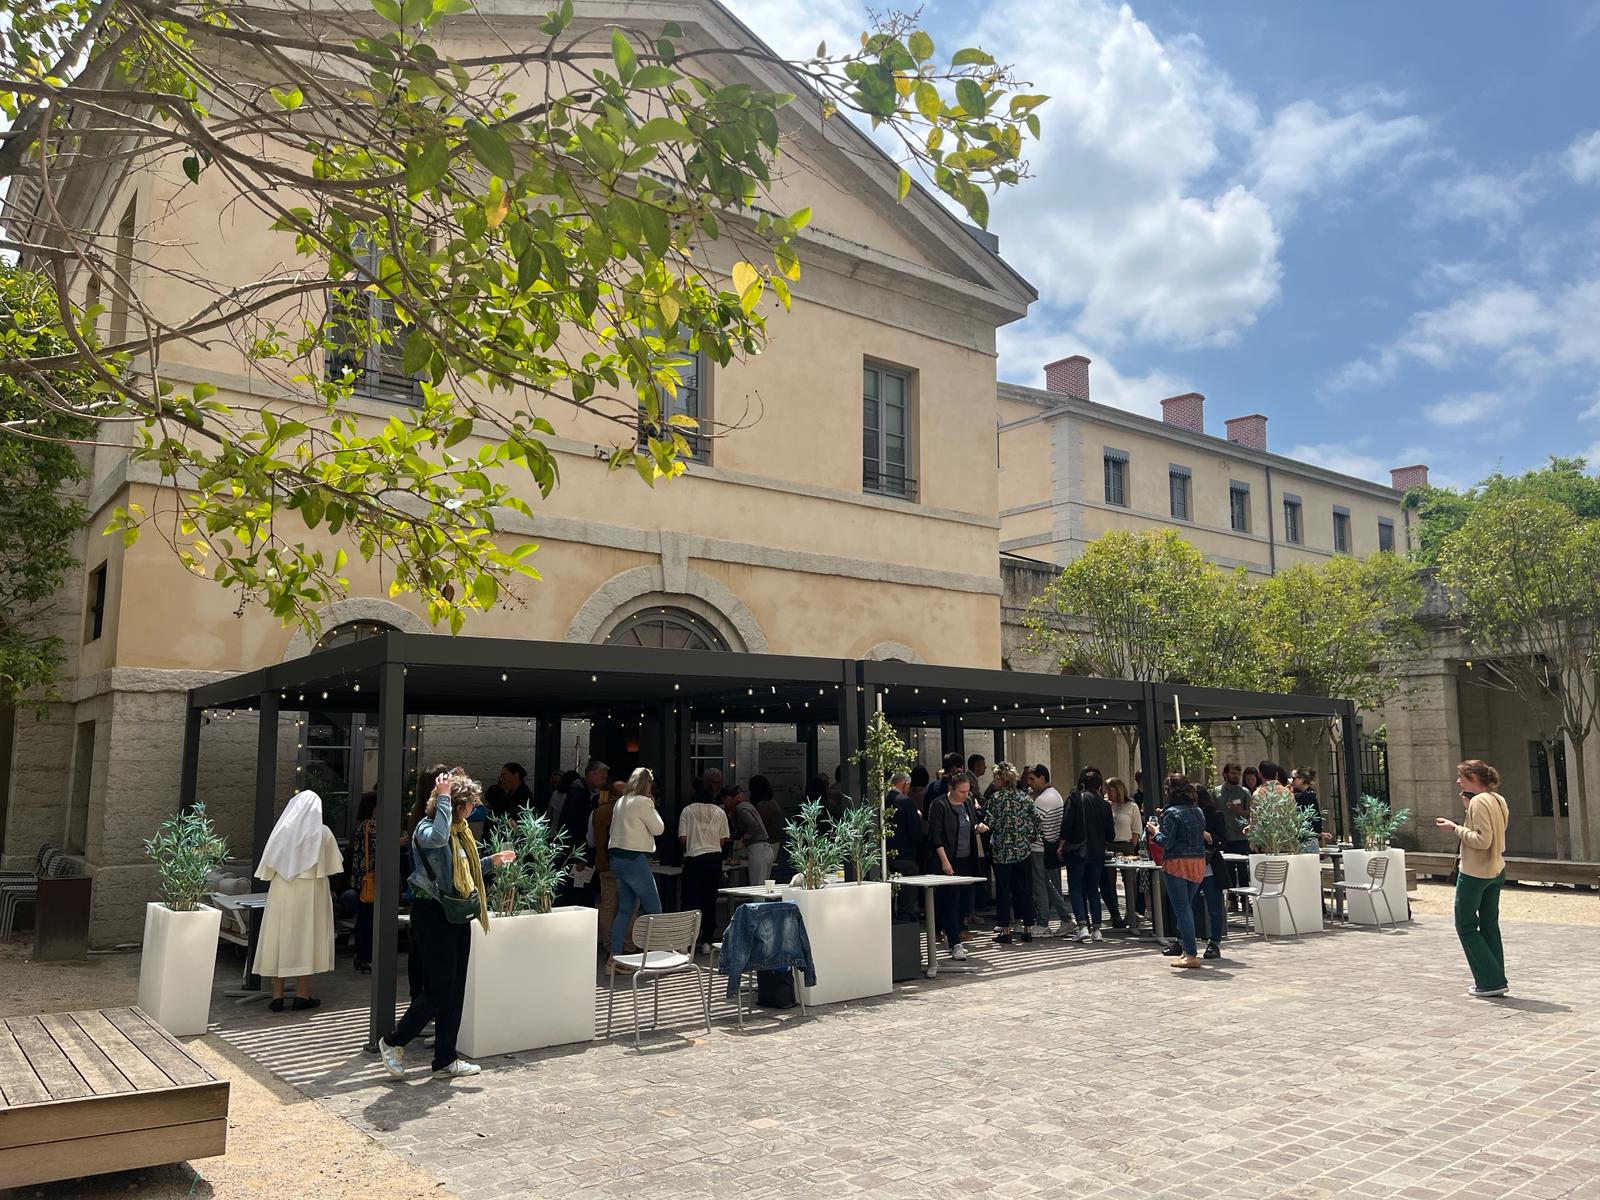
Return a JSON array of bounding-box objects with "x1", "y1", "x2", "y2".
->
[
  {"x1": 207, "y1": 892, "x2": 270, "y2": 1004},
  {"x1": 1107, "y1": 861, "x2": 1166, "y2": 943},
  {"x1": 891, "y1": 874, "x2": 988, "y2": 978},
  {"x1": 719, "y1": 885, "x2": 785, "y2": 902}
]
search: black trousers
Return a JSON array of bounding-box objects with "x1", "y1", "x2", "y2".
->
[
  {"x1": 681, "y1": 852, "x2": 723, "y2": 946},
  {"x1": 993, "y1": 859, "x2": 1035, "y2": 928},
  {"x1": 389, "y1": 897, "x2": 471, "y2": 1071}
]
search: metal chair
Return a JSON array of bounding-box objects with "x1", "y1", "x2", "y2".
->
[
  {"x1": 0, "y1": 843, "x2": 55, "y2": 884},
  {"x1": 0, "y1": 852, "x2": 74, "y2": 940},
  {"x1": 1226, "y1": 858, "x2": 1299, "y2": 941},
  {"x1": 1333, "y1": 855, "x2": 1397, "y2": 930},
  {"x1": 605, "y1": 911, "x2": 711, "y2": 1048}
]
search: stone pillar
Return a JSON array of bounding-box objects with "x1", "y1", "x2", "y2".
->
[{"x1": 1382, "y1": 664, "x2": 1463, "y2": 853}]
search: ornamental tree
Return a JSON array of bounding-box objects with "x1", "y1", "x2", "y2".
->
[{"x1": 1, "y1": 0, "x2": 1044, "y2": 630}]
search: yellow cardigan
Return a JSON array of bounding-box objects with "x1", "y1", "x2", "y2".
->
[{"x1": 1455, "y1": 791, "x2": 1508, "y2": 879}]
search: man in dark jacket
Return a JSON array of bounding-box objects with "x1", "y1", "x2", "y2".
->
[
  {"x1": 1060, "y1": 767, "x2": 1113, "y2": 943},
  {"x1": 885, "y1": 772, "x2": 926, "y2": 916},
  {"x1": 485, "y1": 762, "x2": 535, "y2": 821},
  {"x1": 556, "y1": 758, "x2": 606, "y2": 904}
]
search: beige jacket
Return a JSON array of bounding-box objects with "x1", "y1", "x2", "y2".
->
[{"x1": 1455, "y1": 791, "x2": 1508, "y2": 879}]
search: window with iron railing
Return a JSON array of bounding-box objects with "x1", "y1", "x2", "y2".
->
[
  {"x1": 1229, "y1": 483, "x2": 1250, "y2": 533},
  {"x1": 864, "y1": 363, "x2": 916, "y2": 501},
  {"x1": 325, "y1": 247, "x2": 422, "y2": 405},
  {"x1": 1169, "y1": 468, "x2": 1191, "y2": 521},
  {"x1": 1333, "y1": 509, "x2": 1351, "y2": 554},
  {"x1": 1283, "y1": 499, "x2": 1303, "y2": 545},
  {"x1": 1104, "y1": 451, "x2": 1128, "y2": 507},
  {"x1": 639, "y1": 348, "x2": 711, "y2": 464}
]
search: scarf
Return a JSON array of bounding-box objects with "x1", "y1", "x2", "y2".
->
[{"x1": 449, "y1": 816, "x2": 490, "y2": 933}]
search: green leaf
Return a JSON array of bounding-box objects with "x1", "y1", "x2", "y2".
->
[
  {"x1": 271, "y1": 86, "x2": 303, "y2": 110},
  {"x1": 472, "y1": 573, "x2": 498, "y2": 608},
  {"x1": 908, "y1": 30, "x2": 934, "y2": 61},
  {"x1": 896, "y1": 168, "x2": 911, "y2": 201},
  {"x1": 182, "y1": 155, "x2": 200, "y2": 184},
  {"x1": 404, "y1": 138, "x2": 450, "y2": 195},
  {"x1": 914, "y1": 81, "x2": 942, "y2": 123},
  {"x1": 465, "y1": 119, "x2": 516, "y2": 179},
  {"x1": 950, "y1": 47, "x2": 995, "y2": 67},
  {"x1": 635, "y1": 117, "x2": 690, "y2": 146},
  {"x1": 956, "y1": 78, "x2": 986, "y2": 117},
  {"x1": 401, "y1": 0, "x2": 431, "y2": 21},
  {"x1": 631, "y1": 65, "x2": 678, "y2": 88},
  {"x1": 611, "y1": 28, "x2": 638, "y2": 82},
  {"x1": 372, "y1": 0, "x2": 402, "y2": 23}
]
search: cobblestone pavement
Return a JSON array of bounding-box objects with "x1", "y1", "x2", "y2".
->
[{"x1": 214, "y1": 913, "x2": 1600, "y2": 1200}]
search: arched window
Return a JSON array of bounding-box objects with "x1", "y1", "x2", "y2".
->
[
  {"x1": 312, "y1": 619, "x2": 393, "y2": 652},
  {"x1": 604, "y1": 606, "x2": 730, "y2": 652}
]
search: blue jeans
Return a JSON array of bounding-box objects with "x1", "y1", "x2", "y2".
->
[
  {"x1": 1064, "y1": 853, "x2": 1102, "y2": 927},
  {"x1": 1167, "y1": 876, "x2": 1202, "y2": 956},
  {"x1": 609, "y1": 854, "x2": 662, "y2": 955}
]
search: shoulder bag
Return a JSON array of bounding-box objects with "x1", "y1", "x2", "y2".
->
[{"x1": 417, "y1": 832, "x2": 483, "y2": 925}]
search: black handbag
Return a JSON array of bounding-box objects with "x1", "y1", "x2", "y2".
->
[
  {"x1": 755, "y1": 968, "x2": 796, "y2": 1009},
  {"x1": 418, "y1": 839, "x2": 483, "y2": 925}
]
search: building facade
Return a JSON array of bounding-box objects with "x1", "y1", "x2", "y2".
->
[{"x1": 0, "y1": 0, "x2": 1034, "y2": 944}]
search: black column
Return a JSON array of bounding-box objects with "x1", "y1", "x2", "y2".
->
[
  {"x1": 839, "y1": 672, "x2": 865, "y2": 802},
  {"x1": 178, "y1": 699, "x2": 202, "y2": 813},
  {"x1": 799, "y1": 722, "x2": 819, "y2": 784},
  {"x1": 993, "y1": 729, "x2": 1005, "y2": 766},
  {"x1": 369, "y1": 660, "x2": 405, "y2": 1053},
  {"x1": 1138, "y1": 684, "x2": 1163, "y2": 814},
  {"x1": 1341, "y1": 707, "x2": 1362, "y2": 845},
  {"x1": 250, "y1": 693, "x2": 279, "y2": 876},
  {"x1": 939, "y1": 712, "x2": 964, "y2": 759},
  {"x1": 533, "y1": 715, "x2": 561, "y2": 801}
]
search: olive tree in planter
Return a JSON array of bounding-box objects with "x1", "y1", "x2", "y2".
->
[
  {"x1": 138, "y1": 804, "x2": 228, "y2": 1035},
  {"x1": 459, "y1": 808, "x2": 596, "y2": 1058},
  {"x1": 782, "y1": 801, "x2": 891, "y2": 1006},
  {"x1": 1345, "y1": 796, "x2": 1412, "y2": 926},
  {"x1": 848, "y1": 711, "x2": 915, "y2": 879},
  {"x1": 1246, "y1": 788, "x2": 1323, "y2": 936}
]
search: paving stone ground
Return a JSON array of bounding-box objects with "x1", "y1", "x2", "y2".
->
[{"x1": 212, "y1": 911, "x2": 1600, "y2": 1200}]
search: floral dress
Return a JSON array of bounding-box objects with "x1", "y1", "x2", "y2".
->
[{"x1": 985, "y1": 787, "x2": 1043, "y2": 866}]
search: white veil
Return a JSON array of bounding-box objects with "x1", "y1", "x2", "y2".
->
[{"x1": 256, "y1": 789, "x2": 327, "y2": 880}]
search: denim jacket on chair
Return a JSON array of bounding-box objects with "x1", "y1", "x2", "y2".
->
[{"x1": 717, "y1": 900, "x2": 817, "y2": 1000}]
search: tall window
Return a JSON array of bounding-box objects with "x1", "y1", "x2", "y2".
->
[
  {"x1": 1103, "y1": 450, "x2": 1128, "y2": 507},
  {"x1": 108, "y1": 200, "x2": 136, "y2": 346},
  {"x1": 1529, "y1": 741, "x2": 1568, "y2": 817},
  {"x1": 1229, "y1": 483, "x2": 1250, "y2": 533},
  {"x1": 326, "y1": 245, "x2": 422, "y2": 404},
  {"x1": 85, "y1": 562, "x2": 107, "y2": 642},
  {"x1": 863, "y1": 364, "x2": 913, "y2": 500},
  {"x1": 640, "y1": 348, "x2": 709, "y2": 463},
  {"x1": 1333, "y1": 509, "x2": 1351, "y2": 553},
  {"x1": 1283, "y1": 498, "x2": 1303, "y2": 545},
  {"x1": 1168, "y1": 467, "x2": 1191, "y2": 521},
  {"x1": 1378, "y1": 518, "x2": 1395, "y2": 553}
]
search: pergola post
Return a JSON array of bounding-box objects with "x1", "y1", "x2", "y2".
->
[
  {"x1": 250, "y1": 692, "x2": 279, "y2": 875},
  {"x1": 178, "y1": 699, "x2": 202, "y2": 813},
  {"x1": 672, "y1": 703, "x2": 692, "y2": 810},
  {"x1": 533, "y1": 715, "x2": 562, "y2": 798},
  {"x1": 840, "y1": 674, "x2": 865, "y2": 803},
  {"x1": 1341, "y1": 706, "x2": 1362, "y2": 844},
  {"x1": 1137, "y1": 684, "x2": 1163, "y2": 814},
  {"x1": 939, "y1": 712, "x2": 963, "y2": 759},
  {"x1": 799, "y1": 722, "x2": 819, "y2": 783},
  {"x1": 993, "y1": 729, "x2": 1005, "y2": 767},
  {"x1": 369, "y1": 659, "x2": 406, "y2": 1053}
]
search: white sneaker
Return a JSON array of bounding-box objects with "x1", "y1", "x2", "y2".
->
[
  {"x1": 1030, "y1": 924, "x2": 1050, "y2": 938},
  {"x1": 1091, "y1": 928, "x2": 1103, "y2": 942},
  {"x1": 1044, "y1": 922, "x2": 1061, "y2": 936},
  {"x1": 434, "y1": 1058, "x2": 482, "y2": 1078},
  {"x1": 1075, "y1": 928, "x2": 1093, "y2": 943},
  {"x1": 950, "y1": 944, "x2": 971, "y2": 961},
  {"x1": 378, "y1": 1038, "x2": 406, "y2": 1078}
]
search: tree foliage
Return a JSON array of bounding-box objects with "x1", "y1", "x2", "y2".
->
[
  {"x1": 0, "y1": 0, "x2": 1044, "y2": 631},
  {"x1": 1438, "y1": 494, "x2": 1600, "y2": 859},
  {"x1": 1404, "y1": 457, "x2": 1600, "y2": 568},
  {"x1": 0, "y1": 266, "x2": 97, "y2": 710}
]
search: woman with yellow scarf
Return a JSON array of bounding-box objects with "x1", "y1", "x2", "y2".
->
[{"x1": 380, "y1": 770, "x2": 514, "y2": 1080}]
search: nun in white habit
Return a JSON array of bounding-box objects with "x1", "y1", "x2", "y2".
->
[{"x1": 254, "y1": 789, "x2": 343, "y2": 1012}]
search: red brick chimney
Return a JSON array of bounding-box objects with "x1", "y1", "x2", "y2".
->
[
  {"x1": 1225, "y1": 414, "x2": 1268, "y2": 451},
  {"x1": 1390, "y1": 464, "x2": 1429, "y2": 492},
  {"x1": 1160, "y1": 392, "x2": 1205, "y2": 434},
  {"x1": 1043, "y1": 355, "x2": 1090, "y2": 400}
]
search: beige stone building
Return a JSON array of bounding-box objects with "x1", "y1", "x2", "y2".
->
[{"x1": 0, "y1": 0, "x2": 1035, "y2": 943}]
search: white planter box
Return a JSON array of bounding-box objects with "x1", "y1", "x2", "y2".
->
[
  {"x1": 1247, "y1": 854, "x2": 1324, "y2": 937},
  {"x1": 137, "y1": 903, "x2": 223, "y2": 1036},
  {"x1": 782, "y1": 881, "x2": 891, "y2": 1007},
  {"x1": 1342, "y1": 848, "x2": 1408, "y2": 926},
  {"x1": 458, "y1": 907, "x2": 597, "y2": 1058}
]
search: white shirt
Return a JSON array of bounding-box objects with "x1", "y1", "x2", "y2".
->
[
  {"x1": 1033, "y1": 787, "x2": 1065, "y2": 851},
  {"x1": 679, "y1": 802, "x2": 730, "y2": 858}
]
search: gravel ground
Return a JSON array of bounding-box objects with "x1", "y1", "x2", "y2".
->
[
  {"x1": 1410, "y1": 878, "x2": 1600, "y2": 924},
  {"x1": 0, "y1": 941, "x2": 453, "y2": 1200}
]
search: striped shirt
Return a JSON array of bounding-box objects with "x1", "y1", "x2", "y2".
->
[{"x1": 1032, "y1": 787, "x2": 1064, "y2": 852}]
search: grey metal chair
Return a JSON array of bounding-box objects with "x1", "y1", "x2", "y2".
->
[
  {"x1": 0, "y1": 851, "x2": 74, "y2": 940},
  {"x1": 1334, "y1": 855, "x2": 1397, "y2": 930},
  {"x1": 1226, "y1": 858, "x2": 1299, "y2": 941},
  {"x1": 0, "y1": 843, "x2": 55, "y2": 884},
  {"x1": 705, "y1": 942, "x2": 809, "y2": 1028},
  {"x1": 605, "y1": 911, "x2": 711, "y2": 1048}
]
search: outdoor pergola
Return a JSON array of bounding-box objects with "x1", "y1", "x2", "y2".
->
[{"x1": 180, "y1": 633, "x2": 1361, "y2": 1045}]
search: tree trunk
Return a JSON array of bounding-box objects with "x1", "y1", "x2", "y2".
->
[
  {"x1": 1544, "y1": 739, "x2": 1569, "y2": 860},
  {"x1": 1570, "y1": 734, "x2": 1593, "y2": 862}
]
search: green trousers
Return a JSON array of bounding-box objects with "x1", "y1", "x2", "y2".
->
[{"x1": 1453, "y1": 869, "x2": 1507, "y2": 991}]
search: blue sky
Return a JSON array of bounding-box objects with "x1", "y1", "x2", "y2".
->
[{"x1": 726, "y1": 0, "x2": 1600, "y2": 490}]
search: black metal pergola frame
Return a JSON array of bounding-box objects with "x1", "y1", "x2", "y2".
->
[{"x1": 180, "y1": 633, "x2": 1359, "y2": 1046}]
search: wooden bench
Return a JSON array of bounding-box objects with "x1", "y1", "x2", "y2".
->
[
  {"x1": 0, "y1": 1007, "x2": 228, "y2": 1189},
  {"x1": 1408, "y1": 851, "x2": 1600, "y2": 888}
]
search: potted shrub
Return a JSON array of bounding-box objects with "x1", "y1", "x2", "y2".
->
[
  {"x1": 1245, "y1": 789, "x2": 1323, "y2": 936},
  {"x1": 781, "y1": 801, "x2": 891, "y2": 1006},
  {"x1": 458, "y1": 808, "x2": 596, "y2": 1058},
  {"x1": 138, "y1": 804, "x2": 228, "y2": 1036},
  {"x1": 1344, "y1": 796, "x2": 1412, "y2": 926}
]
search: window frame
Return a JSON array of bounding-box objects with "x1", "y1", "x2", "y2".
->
[
  {"x1": 85, "y1": 562, "x2": 107, "y2": 643},
  {"x1": 1228, "y1": 481, "x2": 1250, "y2": 533},
  {"x1": 325, "y1": 243, "x2": 423, "y2": 406},
  {"x1": 1378, "y1": 518, "x2": 1395, "y2": 553},
  {"x1": 1168, "y1": 465, "x2": 1191, "y2": 522},
  {"x1": 1332, "y1": 506, "x2": 1352, "y2": 554},
  {"x1": 639, "y1": 345, "x2": 711, "y2": 465},
  {"x1": 1103, "y1": 448, "x2": 1129, "y2": 508},
  {"x1": 108, "y1": 199, "x2": 136, "y2": 347},
  {"x1": 862, "y1": 361, "x2": 916, "y2": 501},
  {"x1": 1283, "y1": 494, "x2": 1303, "y2": 545}
]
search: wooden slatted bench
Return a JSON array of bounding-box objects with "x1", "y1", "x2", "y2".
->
[
  {"x1": 0, "y1": 1006, "x2": 228, "y2": 1189},
  {"x1": 1408, "y1": 851, "x2": 1600, "y2": 888}
]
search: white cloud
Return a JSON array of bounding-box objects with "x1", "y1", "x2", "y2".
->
[
  {"x1": 1250, "y1": 100, "x2": 1427, "y2": 216},
  {"x1": 1423, "y1": 391, "x2": 1503, "y2": 426},
  {"x1": 1427, "y1": 171, "x2": 1532, "y2": 231},
  {"x1": 718, "y1": 0, "x2": 860, "y2": 63},
  {"x1": 1284, "y1": 442, "x2": 1389, "y2": 483},
  {"x1": 1566, "y1": 130, "x2": 1600, "y2": 184}
]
